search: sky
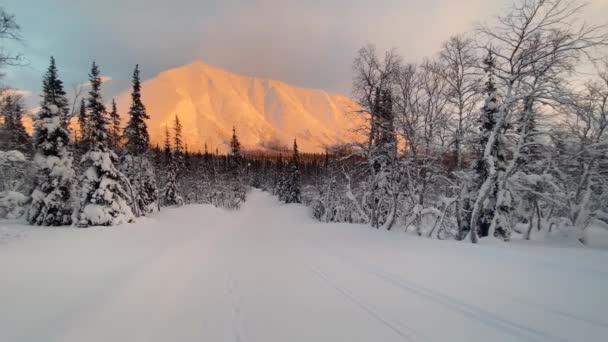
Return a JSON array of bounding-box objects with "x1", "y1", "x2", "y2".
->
[{"x1": 2, "y1": 0, "x2": 607, "y2": 108}]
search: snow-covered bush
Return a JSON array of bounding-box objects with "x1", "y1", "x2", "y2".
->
[{"x1": 0, "y1": 191, "x2": 28, "y2": 219}]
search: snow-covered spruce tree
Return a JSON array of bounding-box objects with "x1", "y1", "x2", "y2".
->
[
  {"x1": 173, "y1": 115, "x2": 184, "y2": 170},
  {"x1": 160, "y1": 126, "x2": 183, "y2": 207},
  {"x1": 123, "y1": 65, "x2": 150, "y2": 155},
  {"x1": 468, "y1": 51, "x2": 503, "y2": 241},
  {"x1": 76, "y1": 98, "x2": 88, "y2": 153},
  {"x1": 0, "y1": 94, "x2": 31, "y2": 154},
  {"x1": 122, "y1": 65, "x2": 158, "y2": 215},
  {"x1": 283, "y1": 139, "x2": 301, "y2": 204},
  {"x1": 27, "y1": 57, "x2": 76, "y2": 226},
  {"x1": 108, "y1": 99, "x2": 121, "y2": 151},
  {"x1": 274, "y1": 155, "x2": 285, "y2": 199},
  {"x1": 76, "y1": 61, "x2": 133, "y2": 227}
]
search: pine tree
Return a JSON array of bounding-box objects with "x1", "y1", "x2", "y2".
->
[
  {"x1": 27, "y1": 57, "x2": 75, "y2": 226},
  {"x1": 284, "y1": 139, "x2": 302, "y2": 204},
  {"x1": 76, "y1": 61, "x2": 133, "y2": 227},
  {"x1": 108, "y1": 99, "x2": 121, "y2": 150}
]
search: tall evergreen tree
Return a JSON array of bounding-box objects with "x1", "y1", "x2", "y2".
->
[
  {"x1": 108, "y1": 99, "x2": 121, "y2": 150},
  {"x1": 0, "y1": 94, "x2": 31, "y2": 153},
  {"x1": 121, "y1": 65, "x2": 158, "y2": 215},
  {"x1": 173, "y1": 115, "x2": 184, "y2": 169},
  {"x1": 76, "y1": 61, "x2": 133, "y2": 227},
  {"x1": 224, "y1": 126, "x2": 245, "y2": 208},
  {"x1": 469, "y1": 51, "x2": 504, "y2": 242},
  {"x1": 77, "y1": 98, "x2": 87, "y2": 149},
  {"x1": 27, "y1": 57, "x2": 75, "y2": 226},
  {"x1": 284, "y1": 139, "x2": 302, "y2": 204},
  {"x1": 123, "y1": 65, "x2": 150, "y2": 155},
  {"x1": 160, "y1": 125, "x2": 182, "y2": 207},
  {"x1": 163, "y1": 126, "x2": 171, "y2": 164},
  {"x1": 229, "y1": 126, "x2": 241, "y2": 156}
]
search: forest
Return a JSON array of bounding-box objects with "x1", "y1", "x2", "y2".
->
[{"x1": 1, "y1": 0, "x2": 607, "y2": 245}]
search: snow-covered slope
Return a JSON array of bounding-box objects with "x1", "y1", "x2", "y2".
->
[
  {"x1": 2, "y1": 190, "x2": 608, "y2": 341},
  {"x1": 116, "y1": 62, "x2": 361, "y2": 153}
]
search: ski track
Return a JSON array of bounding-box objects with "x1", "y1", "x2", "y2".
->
[
  {"x1": 307, "y1": 265, "x2": 424, "y2": 342},
  {"x1": 226, "y1": 274, "x2": 249, "y2": 342},
  {"x1": 1, "y1": 189, "x2": 607, "y2": 342}
]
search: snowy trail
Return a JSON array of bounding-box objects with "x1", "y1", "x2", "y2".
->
[{"x1": 1, "y1": 190, "x2": 608, "y2": 341}]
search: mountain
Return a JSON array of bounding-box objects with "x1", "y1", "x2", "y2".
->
[{"x1": 116, "y1": 61, "x2": 361, "y2": 153}]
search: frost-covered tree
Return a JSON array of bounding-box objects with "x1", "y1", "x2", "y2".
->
[
  {"x1": 548, "y1": 65, "x2": 608, "y2": 244},
  {"x1": 352, "y1": 45, "x2": 400, "y2": 229},
  {"x1": 160, "y1": 126, "x2": 183, "y2": 207},
  {"x1": 469, "y1": 0, "x2": 608, "y2": 243},
  {"x1": 27, "y1": 57, "x2": 75, "y2": 226},
  {"x1": 223, "y1": 126, "x2": 246, "y2": 208},
  {"x1": 76, "y1": 61, "x2": 133, "y2": 227}
]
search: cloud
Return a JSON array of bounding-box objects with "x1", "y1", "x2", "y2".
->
[
  {"x1": 2, "y1": 89, "x2": 32, "y2": 98},
  {"x1": 2, "y1": 0, "x2": 606, "y2": 108}
]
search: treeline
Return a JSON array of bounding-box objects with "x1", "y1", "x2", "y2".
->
[{"x1": 0, "y1": 56, "x2": 254, "y2": 225}]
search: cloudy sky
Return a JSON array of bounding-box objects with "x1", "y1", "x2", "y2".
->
[{"x1": 2, "y1": 0, "x2": 607, "y2": 107}]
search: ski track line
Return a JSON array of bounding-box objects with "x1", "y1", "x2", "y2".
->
[
  {"x1": 307, "y1": 264, "x2": 425, "y2": 342},
  {"x1": 318, "y1": 246, "x2": 571, "y2": 342},
  {"x1": 225, "y1": 272, "x2": 249, "y2": 342},
  {"x1": 503, "y1": 294, "x2": 608, "y2": 330}
]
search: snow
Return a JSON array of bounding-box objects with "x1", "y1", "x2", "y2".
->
[
  {"x1": 0, "y1": 150, "x2": 26, "y2": 165},
  {"x1": 0, "y1": 191, "x2": 28, "y2": 219},
  {"x1": 1, "y1": 189, "x2": 608, "y2": 341}
]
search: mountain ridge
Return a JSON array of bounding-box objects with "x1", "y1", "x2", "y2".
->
[{"x1": 116, "y1": 60, "x2": 361, "y2": 153}]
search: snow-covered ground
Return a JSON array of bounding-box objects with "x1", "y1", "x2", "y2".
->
[{"x1": 1, "y1": 189, "x2": 607, "y2": 342}]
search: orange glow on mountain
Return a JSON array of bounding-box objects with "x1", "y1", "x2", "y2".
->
[{"x1": 115, "y1": 61, "x2": 363, "y2": 153}]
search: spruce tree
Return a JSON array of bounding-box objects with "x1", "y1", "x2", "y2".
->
[
  {"x1": 76, "y1": 61, "x2": 133, "y2": 227},
  {"x1": 173, "y1": 115, "x2": 184, "y2": 171},
  {"x1": 0, "y1": 94, "x2": 31, "y2": 153},
  {"x1": 121, "y1": 65, "x2": 158, "y2": 215},
  {"x1": 108, "y1": 99, "x2": 122, "y2": 150},
  {"x1": 225, "y1": 126, "x2": 245, "y2": 208},
  {"x1": 123, "y1": 65, "x2": 150, "y2": 155},
  {"x1": 27, "y1": 57, "x2": 75, "y2": 226},
  {"x1": 160, "y1": 126, "x2": 182, "y2": 206},
  {"x1": 470, "y1": 51, "x2": 504, "y2": 241},
  {"x1": 77, "y1": 98, "x2": 87, "y2": 148}
]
